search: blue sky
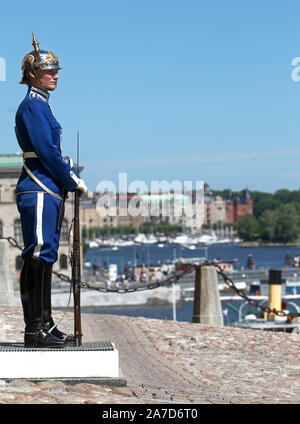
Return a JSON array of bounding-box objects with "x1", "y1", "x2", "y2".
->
[{"x1": 1, "y1": 0, "x2": 300, "y2": 193}]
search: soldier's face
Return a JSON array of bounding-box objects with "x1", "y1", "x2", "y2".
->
[
  {"x1": 30, "y1": 69, "x2": 59, "y2": 91},
  {"x1": 39, "y1": 69, "x2": 59, "y2": 91}
]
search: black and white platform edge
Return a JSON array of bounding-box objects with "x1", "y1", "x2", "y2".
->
[{"x1": 0, "y1": 341, "x2": 126, "y2": 385}]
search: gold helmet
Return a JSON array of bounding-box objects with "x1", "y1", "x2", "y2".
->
[{"x1": 20, "y1": 33, "x2": 62, "y2": 84}]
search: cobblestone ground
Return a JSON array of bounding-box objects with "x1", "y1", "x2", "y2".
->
[{"x1": 0, "y1": 306, "x2": 299, "y2": 404}]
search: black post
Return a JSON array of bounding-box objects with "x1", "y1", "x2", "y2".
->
[{"x1": 192, "y1": 266, "x2": 201, "y2": 323}]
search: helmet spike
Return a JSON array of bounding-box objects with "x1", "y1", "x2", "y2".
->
[{"x1": 32, "y1": 32, "x2": 40, "y2": 52}]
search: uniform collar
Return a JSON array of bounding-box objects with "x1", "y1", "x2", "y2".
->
[{"x1": 28, "y1": 86, "x2": 50, "y2": 102}]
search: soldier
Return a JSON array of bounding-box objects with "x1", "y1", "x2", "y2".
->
[{"x1": 15, "y1": 34, "x2": 88, "y2": 348}]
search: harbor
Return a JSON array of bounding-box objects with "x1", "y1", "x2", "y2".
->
[{"x1": 49, "y1": 237, "x2": 300, "y2": 330}]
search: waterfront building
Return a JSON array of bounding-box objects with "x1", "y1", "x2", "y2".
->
[
  {"x1": 139, "y1": 191, "x2": 204, "y2": 232},
  {"x1": 116, "y1": 193, "x2": 144, "y2": 228},
  {"x1": 139, "y1": 192, "x2": 187, "y2": 226},
  {"x1": 87, "y1": 190, "x2": 204, "y2": 232},
  {"x1": 203, "y1": 195, "x2": 227, "y2": 225},
  {"x1": 203, "y1": 190, "x2": 253, "y2": 225},
  {"x1": 81, "y1": 193, "x2": 118, "y2": 230},
  {"x1": 82, "y1": 192, "x2": 142, "y2": 230},
  {"x1": 226, "y1": 189, "x2": 253, "y2": 223}
]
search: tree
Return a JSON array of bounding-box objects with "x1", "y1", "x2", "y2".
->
[
  {"x1": 250, "y1": 191, "x2": 280, "y2": 218},
  {"x1": 237, "y1": 215, "x2": 258, "y2": 241},
  {"x1": 274, "y1": 189, "x2": 292, "y2": 204},
  {"x1": 259, "y1": 204, "x2": 298, "y2": 243},
  {"x1": 259, "y1": 210, "x2": 277, "y2": 241},
  {"x1": 274, "y1": 204, "x2": 298, "y2": 243}
]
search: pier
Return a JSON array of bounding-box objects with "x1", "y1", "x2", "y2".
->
[{"x1": 178, "y1": 268, "x2": 300, "y2": 286}]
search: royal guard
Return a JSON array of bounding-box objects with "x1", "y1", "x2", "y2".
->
[{"x1": 15, "y1": 34, "x2": 88, "y2": 347}]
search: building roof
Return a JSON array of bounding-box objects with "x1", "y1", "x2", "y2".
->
[{"x1": 0, "y1": 154, "x2": 23, "y2": 170}]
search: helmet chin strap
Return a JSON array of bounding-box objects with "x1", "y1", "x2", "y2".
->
[{"x1": 31, "y1": 66, "x2": 47, "y2": 91}]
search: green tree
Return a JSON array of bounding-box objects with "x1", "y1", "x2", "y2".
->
[
  {"x1": 274, "y1": 204, "x2": 298, "y2": 243},
  {"x1": 274, "y1": 189, "x2": 292, "y2": 204},
  {"x1": 259, "y1": 204, "x2": 298, "y2": 243},
  {"x1": 250, "y1": 191, "x2": 280, "y2": 218},
  {"x1": 259, "y1": 210, "x2": 277, "y2": 241},
  {"x1": 237, "y1": 215, "x2": 258, "y2": 241}
]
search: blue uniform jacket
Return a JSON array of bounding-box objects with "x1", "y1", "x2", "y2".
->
[{"x1": 15, "y1": 86, "x2": 79, "y2": 196}]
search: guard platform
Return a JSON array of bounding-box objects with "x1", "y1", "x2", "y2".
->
[{"x1": 0, "y1": 341, "x2": 126, "y2": 386}]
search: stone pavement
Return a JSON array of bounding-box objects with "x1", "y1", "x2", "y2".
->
[{"x1": 0, "y1": 306, "x2": 300, "y2": 404}]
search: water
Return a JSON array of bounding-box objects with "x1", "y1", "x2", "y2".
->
[
  {"x1": 83, "y1": 242, "x2": 300, "y2": 325},
  {"x1": 82, "y1": 299, "x2": 265, "y2": 325},
  {"x1": 85, "y1": 242, "x2": 300, "y2": 271}
]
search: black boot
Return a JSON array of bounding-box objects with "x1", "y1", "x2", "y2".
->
[
  {"x1": 43, "y1": 263, "x2": 75, "y2": 344},
  {"x1": 20, "y1": 256, "x2": 66, "y2": 348}
]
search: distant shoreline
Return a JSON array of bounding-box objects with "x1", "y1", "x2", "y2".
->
[{"x1": 239, "y1": 241, "x2": 300, "y2": 248}]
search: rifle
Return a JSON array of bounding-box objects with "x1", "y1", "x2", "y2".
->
[{"x1": 72, "y1": 131, "x2": 82, "y2": 346}]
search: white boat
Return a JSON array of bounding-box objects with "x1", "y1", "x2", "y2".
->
[
  {"x1": 172, "y1": 235, "x2": 196, "y2": 245},
  {"x1": 95, "y1": 238, "x2": 115, "y2": 247},
  {"x1": 215, "y1": 238, "x2": 232, "y2": 244},
  {"x1": 182, "y1": 244, "x2": 196, "y2": 250},
  {"x1": 134, "y1": 233, "x2": 158, "y2": 244},
  {"x1": 88, "y1": 240, "x2": 99, "y2": 248},
  {"x1": 197, "y1": 233, "x2": 218, "y2": 245},
  {"x1": 114, "y1": 239, "x2": 135, "y2": 247},
  {"x1": 157, "y1": 235, "x2": 168, "y2": 242}
]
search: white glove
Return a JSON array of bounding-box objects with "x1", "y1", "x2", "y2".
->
[{"x1": 77, "y1": 178, "x2": 88, "y2": 193}]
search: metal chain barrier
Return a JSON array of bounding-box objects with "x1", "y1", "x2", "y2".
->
[
  {"x1": 2, "y1": 235, "x2": 300, "y2": 319},
  {"x1": 55, "y1": 265, "x2": 196, "y2": 293},
  {"x1": 0, "y1": 235, "x2": 196, "y2": 291},
  {"x1": 214, "y1": 263, "x2": 300, "y2": 319},
  {"x1": 1, "y1": 236, "x2": 23, "y2": 251}
]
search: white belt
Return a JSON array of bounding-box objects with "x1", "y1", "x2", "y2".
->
[
  {"x1": 22, "y1": 152, "x2": 38, "y2": 159},
  {"x1": 22, "y1": 153, "x2": 63, "y2": 201}
]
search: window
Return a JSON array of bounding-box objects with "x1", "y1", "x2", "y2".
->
[
  {"x1": 59, "y1": 254, "x2": 68, "y2": 269},
  {"x1": 14, "y1": 219, "x2": 23, "y2": 244},
  {"x1": 60, "y1": 219, "x2": 69, "y2": 243}
]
